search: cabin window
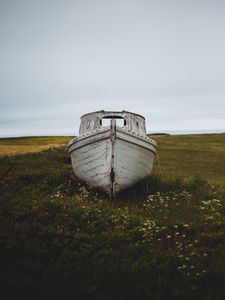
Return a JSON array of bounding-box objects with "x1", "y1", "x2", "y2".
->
[
  {"x1": 136, "y1": 121, "x2": 139, "y2": 129},
  {"x1": 86, "y1": 119, "x2": 90, "y2": 129},
  {"x1": 100, "y1": 117, "x2": 126, "y2": 127},
  {"x1": 101, "y1": 118, "x2": 111, "y2": 127},
  {"x1": 115, "y1": 118, "x2": 125, "y2": 127}
]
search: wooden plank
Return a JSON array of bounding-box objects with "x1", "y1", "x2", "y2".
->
[
  {"x1": 114, "y1": 139, "x2": 155, "y2": 192},
  {"x1": 70, "y1": 138, "x2": 111, "y2": 193},
  {"x1": 68, "y1": 111, "x2": 157, "y2": 196}
]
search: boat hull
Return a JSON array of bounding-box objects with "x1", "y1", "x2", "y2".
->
[
  {"x1": 113, "y1": 137, "x2": 155, "y2": 194},
  {"x1": 68, "y1": 127, "x2": 157, "y2": 196}
]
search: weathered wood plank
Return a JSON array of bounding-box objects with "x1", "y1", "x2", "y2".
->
[
  {"x1": 68, "y1": 110, "x2": 157, "y2": 196},
  {"x1": 70, "y1": 138, "x2": 112, "y2": 193},
  {"x1": 114, "y1": 139, "x2": 155, "y2": 192}
]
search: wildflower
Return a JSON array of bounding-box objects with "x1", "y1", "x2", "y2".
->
[
  {"x1": 212, "y1": 199, "x2": 220, "y2": 203},
  {"x1": 205, "y1": 216, "x2": 213, "y2": 220}
]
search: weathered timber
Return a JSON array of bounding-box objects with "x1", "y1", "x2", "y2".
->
[{"x1": 68, "y1": 110, "x2": 157, "y2": 198}]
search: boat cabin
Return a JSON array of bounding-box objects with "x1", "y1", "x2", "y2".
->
[{"x1": 79, "y1": 110, "x2": 147, "y2": 136}]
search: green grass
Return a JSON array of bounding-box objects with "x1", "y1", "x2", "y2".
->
[
  {"x1": 0, "y1": 133, "x2": 225, "y2": 300},
  {"x1": 150, "y1": 133, "x2": 225, "y2": 188}
]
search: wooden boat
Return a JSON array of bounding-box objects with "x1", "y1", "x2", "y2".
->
[{"x1": 68, "y1": 110, "x2": 157, "y2": 198}]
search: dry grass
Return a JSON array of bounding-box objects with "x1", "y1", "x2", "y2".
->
[
  {"x1": 0, "y1": 144, "x2": 67, "y2": 155},
  {"x1": 0, "y1": 136, "x2": 71, "y2": 156}
]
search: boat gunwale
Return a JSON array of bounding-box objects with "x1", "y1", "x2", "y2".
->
[
  {"x1": 68, "y1": 128, "x2": 157, "y2": 154},
  {"x1": 116, "y1": 127, "x2": 157, "y2": 147},
  {"x1": 69, "y1": 126, "x2": 157, "y2": 147},
  {"x1": 67, "y1": 127, "x2": 110, "y2": 147},
  {"x1": 68, "y1": 130, "x2": 111, "y2": 154}
]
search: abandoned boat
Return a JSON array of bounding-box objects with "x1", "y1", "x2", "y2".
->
[{"x1": 68, "y1": 110, "x2": 157, "y2": 198}]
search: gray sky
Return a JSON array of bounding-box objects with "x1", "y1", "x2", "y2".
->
[{"x1": 0, "y1": 0, "x2": 225, "y2": 137}]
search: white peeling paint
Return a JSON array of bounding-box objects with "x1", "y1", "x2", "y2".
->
[{"x1": 68, "y1": 110, "x2": 157, "y2": 198}]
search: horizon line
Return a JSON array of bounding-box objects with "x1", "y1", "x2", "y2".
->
[{"x1": 0, "y1": 128, "x2": 225, "y2": 139}]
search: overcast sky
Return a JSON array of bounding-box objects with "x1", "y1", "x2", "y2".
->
[{"x1": 0, "y1": 0, "x2": 225, "y2": 137}]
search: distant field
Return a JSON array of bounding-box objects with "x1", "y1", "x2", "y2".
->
[
  {"x1": 150, "y1": 133, "x2": 225, "y2": 188},
  {"x1": 1, "y1": 133, "x2": 224, "y2": 186},
  {"x1": 0, "y1": 136, "x2": 71, "y2": 155}
]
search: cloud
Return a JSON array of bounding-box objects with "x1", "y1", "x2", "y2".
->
[{"x1": 0, "y1": 0, "x2": 225, "y2": 136}]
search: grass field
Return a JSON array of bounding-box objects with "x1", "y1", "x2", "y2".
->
[
  {"x1": 0, "y1": 133, "x2": 225, "y2": 300},
  {"x1": 151, "y1": 133, "x2": 225, "y2": 188},
  {"x1": 0, "y1": 136, "x2": 70, "y2": 155}
]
